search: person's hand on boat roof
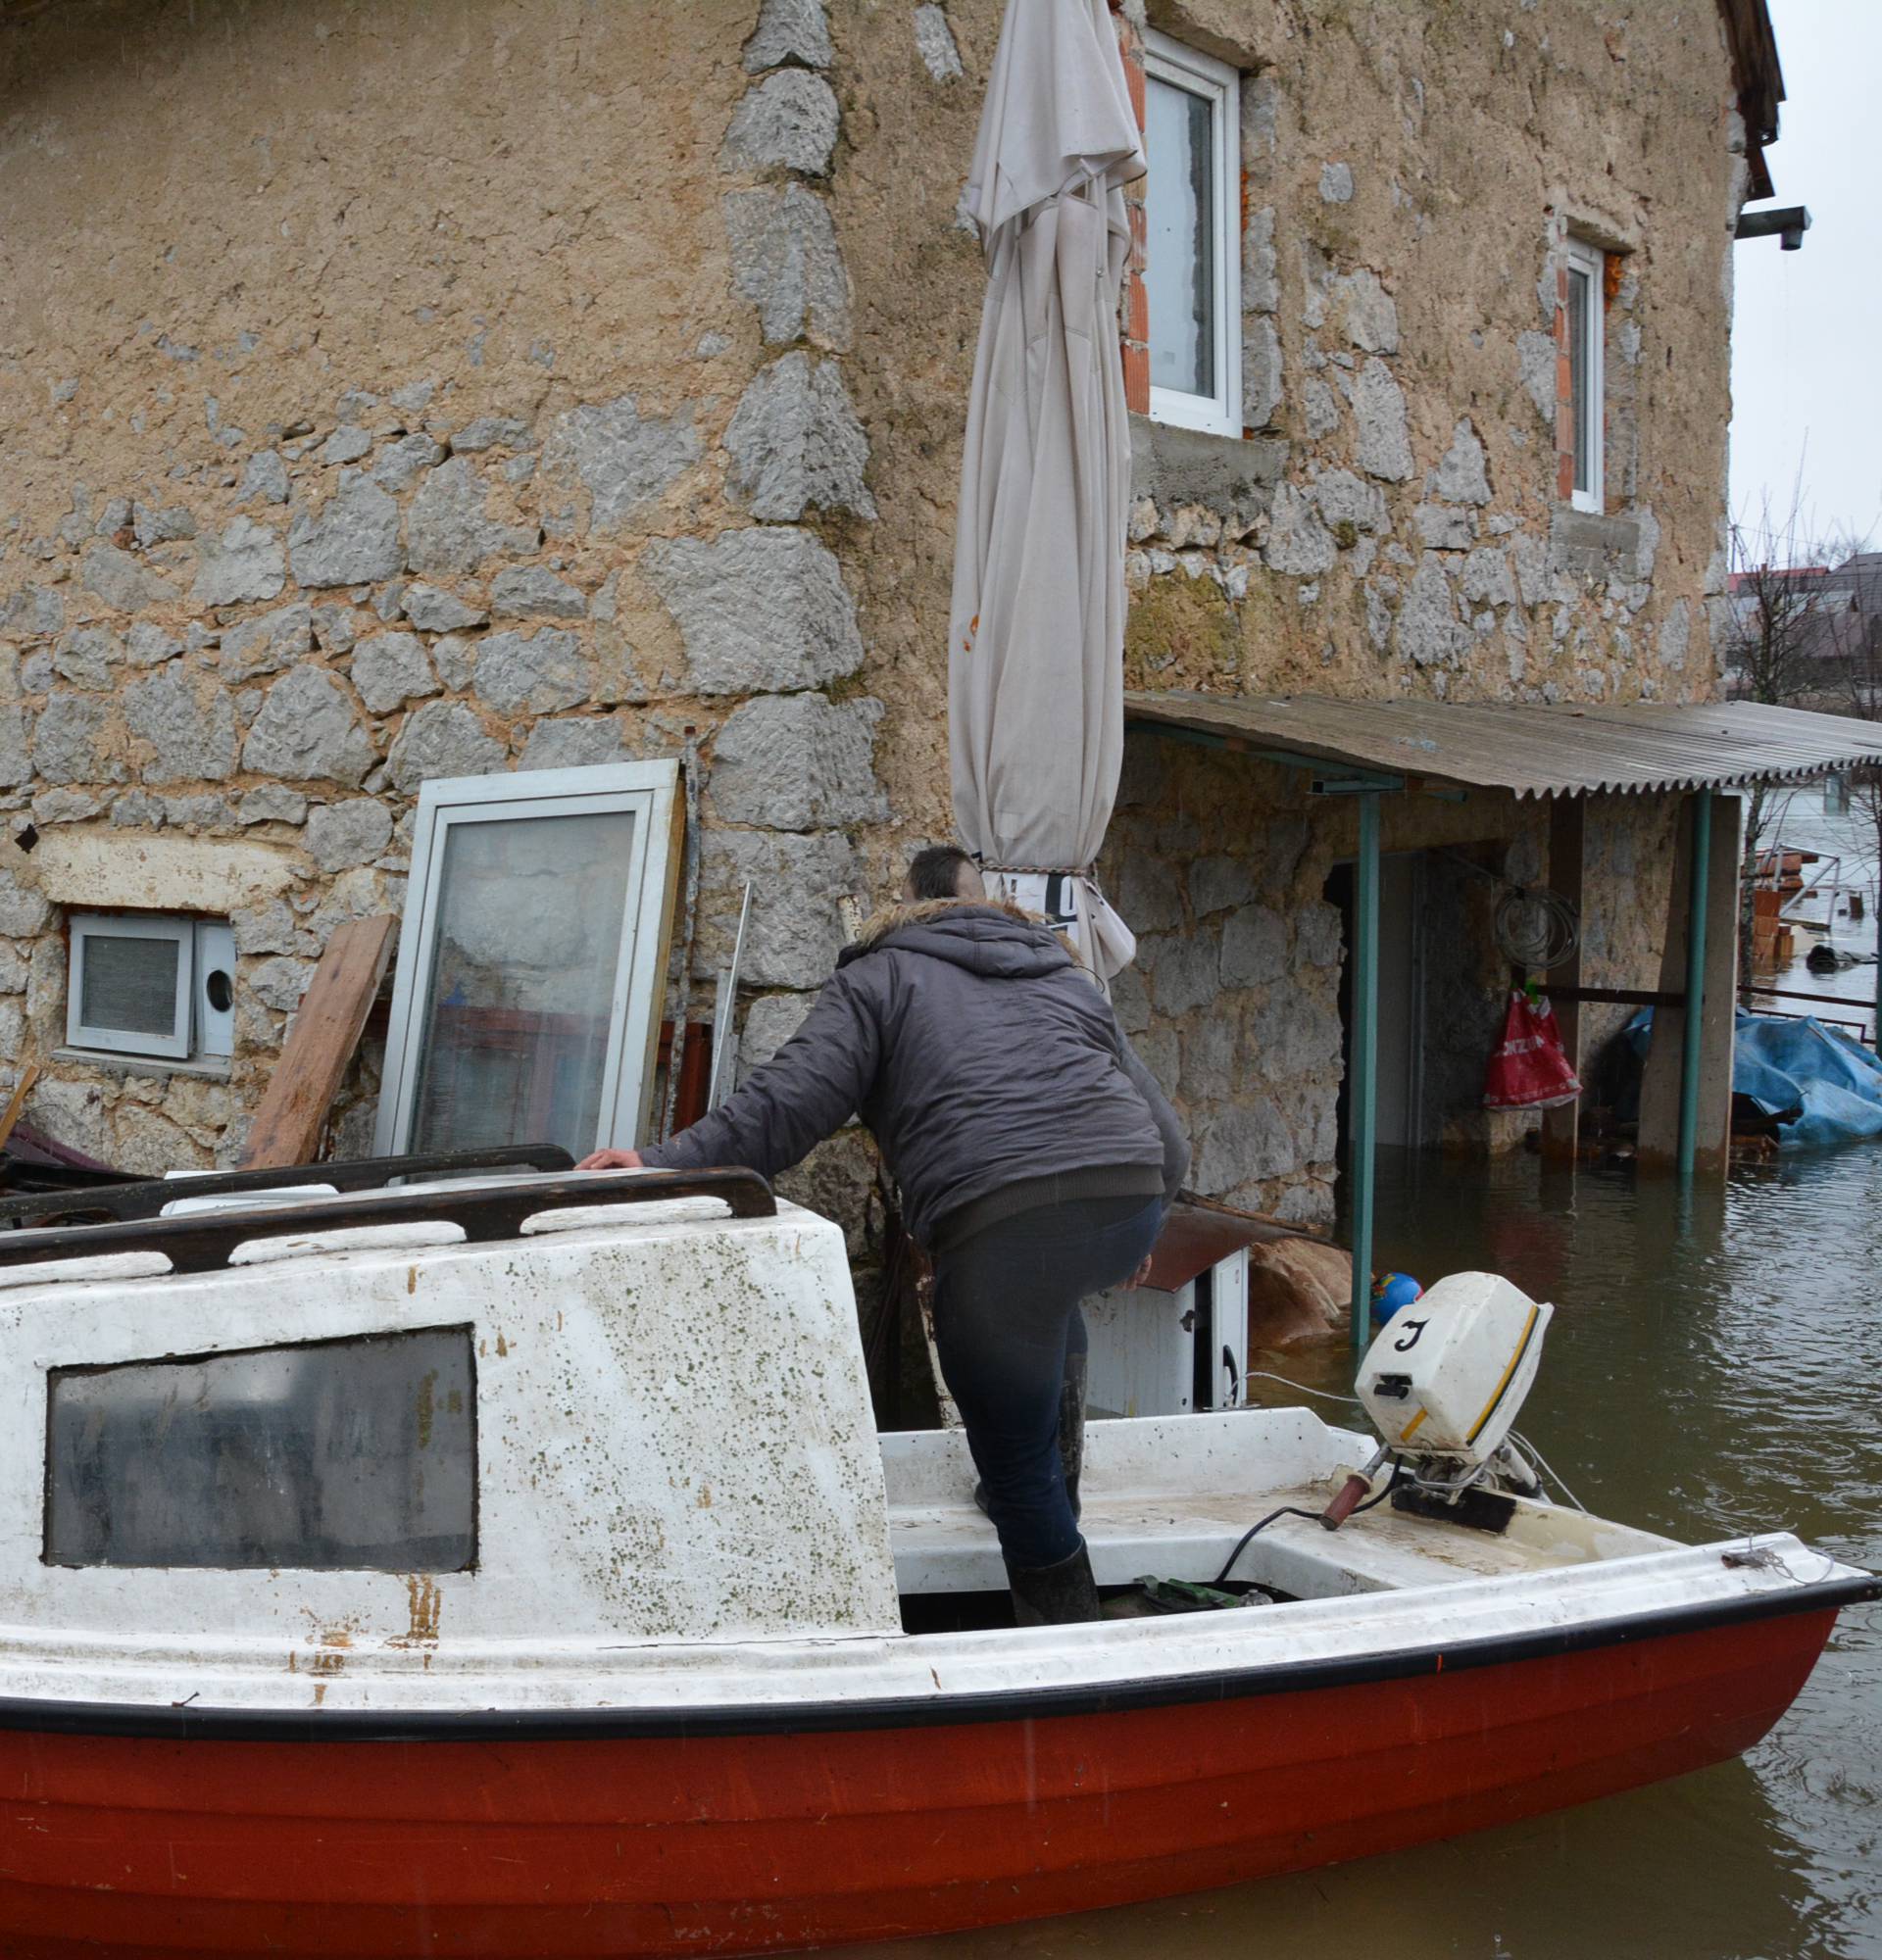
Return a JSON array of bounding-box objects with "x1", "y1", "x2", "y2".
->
[{"x1": 578, "y1": 1148, "x2": 644, "y2": 1170}]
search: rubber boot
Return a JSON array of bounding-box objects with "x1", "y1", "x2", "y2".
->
[
  {"x1": 1006, "y1": 1540, "x2": 1101, "y2": 1626},
  {"x1": 1058, "y1": 1349, "x2": 1088, "y2": 1524}
]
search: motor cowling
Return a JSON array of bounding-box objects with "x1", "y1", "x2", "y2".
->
[{"x1": 1357, "y1": 1271, "x2": 1553, "y2": 1472}]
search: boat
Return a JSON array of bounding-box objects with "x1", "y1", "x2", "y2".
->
[{"x1": 0, "y1": 1158, "x2": 1870, "y2": 1958}]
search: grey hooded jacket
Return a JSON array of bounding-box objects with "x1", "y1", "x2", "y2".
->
[{"x1": 642, "y1": 901, "x2": 1189, "y2": 1250}]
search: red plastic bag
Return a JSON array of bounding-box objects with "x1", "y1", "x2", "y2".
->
[{"x1": 1483, "y1": 990, "x2": 1582, "y2": 1111}]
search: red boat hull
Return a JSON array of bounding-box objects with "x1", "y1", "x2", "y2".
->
[{"x1": 0, "y1": 1605, "x2": 1841, "y2": 1958}]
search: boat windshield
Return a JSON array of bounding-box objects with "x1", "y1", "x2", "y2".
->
[{"x1": 44, "y1": 1325, "x2": 477, "y2": 1573}]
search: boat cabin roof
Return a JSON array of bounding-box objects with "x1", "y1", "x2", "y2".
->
[{"x1": 0, "y1": 1168, "x2": 902, "y2": 1650}]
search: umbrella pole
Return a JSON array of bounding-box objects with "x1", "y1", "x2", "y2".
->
[{"x1": 1350, "y1": 794, "x2": 1382, "y2": 1351}]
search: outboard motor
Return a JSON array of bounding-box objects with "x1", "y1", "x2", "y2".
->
[{"x1": 1322, "y1": 1272, "x2": 1555, "y2": 1530}]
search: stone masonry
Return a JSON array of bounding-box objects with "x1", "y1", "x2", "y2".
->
[{"x1": 0, "y1": 1, "x2": 1755, "y2": 1232}]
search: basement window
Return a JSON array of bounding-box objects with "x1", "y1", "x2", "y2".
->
[
  {"x1": 66, "y1": 912, "x2": 235, "y2": 1065},
  {"x1": 1144, "y1": 30, "x2": 1241, "y2": 438},
  {"x1": 1564, "y1": 237, "x2": 1606, "y2": 513}
]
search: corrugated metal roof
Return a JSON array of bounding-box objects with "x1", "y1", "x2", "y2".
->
[{"x1": 1122, "y1": 692, "x2": 1882, "y2": 799}]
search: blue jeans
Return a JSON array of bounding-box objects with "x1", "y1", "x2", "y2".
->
[{"x1": 930, "y1": 1195, "x2": 1164, "y2": 1571}]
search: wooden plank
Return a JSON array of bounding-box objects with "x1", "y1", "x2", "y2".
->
[
  {"x1": 0, "y1": 1059, "x2": 40, "y2": 1156},
  {"x1": 240, "y1": 916, "x2": 396, "y2": 1169},
  {"x1": 1539, "y1": 799, "x2": 1585, "y2": 1163},
  {"x1": 1550, "y1": 985, "x2": 1684, "y2": 1009}
]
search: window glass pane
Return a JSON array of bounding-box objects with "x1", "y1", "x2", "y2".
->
[
  {"x1": 1567, "y1": 264, "x2": 1593, "y2": 495},
  {"x1": 79, "y1": 933, "x2": 179, "y2": 1039},
  {"x1": 1146, "y1": 74, "x2": 1215, "y2": 399},
  {"x1": 410, "y1": 808, "x2": 637, "y2": 1157},
  {"x1": 46, "y1": 1328, "x2": 476, "y2": 1571}
]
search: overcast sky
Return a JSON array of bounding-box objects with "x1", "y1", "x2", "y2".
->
[{"x1": 1727, "y1": 0, "x2": 1882, "y2": 556}]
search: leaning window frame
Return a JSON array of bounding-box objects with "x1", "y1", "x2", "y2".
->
[
  {"x1": 372, "y1": 760, "x2": 683, "y2": 1160},
  {"x1": 1143, "y1": 29, "x2": 1242, "y2": 440},
  {"x1": 1564, "y1": 236, "x2": 1606, "y2": 514},
  {"x1": 67, "y1": 911, "x2": 195, "y2": 1061}
]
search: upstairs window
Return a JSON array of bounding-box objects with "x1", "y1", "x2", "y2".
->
[
  {"x1": 1563, "y1": 237, "x2": 1606, "y2": 513},
  {"x1": 67, "y1": 912, "x2": 234, "y2": 1066},
  {"x1": 1144, "y1": 30, "x2": 1241, "y2": 437}
]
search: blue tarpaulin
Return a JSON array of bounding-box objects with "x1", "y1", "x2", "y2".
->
[{"x1": 1628, "y1": 1008, "x2": 1882, "y2": 1148}]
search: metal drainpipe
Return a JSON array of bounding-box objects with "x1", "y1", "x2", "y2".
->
[
  {"x1": 1676, "y1": 787, "x2": 1713, "y2": 1176},
  {"x1": 1349, "y1": 793, "x2": 1381, "y2": 1348}
]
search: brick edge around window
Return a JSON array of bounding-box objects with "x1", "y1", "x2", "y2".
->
[{"x1": 1113, "y1": 3, "x2": 1151, "y2": 415}]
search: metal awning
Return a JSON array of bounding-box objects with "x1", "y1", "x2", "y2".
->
[
  {"x1": 1123, "y1": 692, "x2": 1882, "y2": 799},
  {"x1": 1121, "y1": 688, "x2": 1869, "y2": 1347}
]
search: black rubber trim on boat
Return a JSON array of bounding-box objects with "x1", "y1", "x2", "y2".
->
[{"x1": 1, "y1": 1569, "x2": 1874, "y2": 1745}]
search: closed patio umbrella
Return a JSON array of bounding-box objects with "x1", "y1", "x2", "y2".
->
[{"x1": 948, "y1": 0, "x2": 1145, "y2": 978}]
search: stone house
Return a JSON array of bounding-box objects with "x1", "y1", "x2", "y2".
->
[{"x1": 0, "y1": 0, "x2": 1796, "y2": 1242}]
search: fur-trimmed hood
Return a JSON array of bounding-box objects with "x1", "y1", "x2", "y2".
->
[
  {"x1": 837, "y1": 898, "x2": 1074, "y2": 981},
  {"x1": 848, "y1": 895, "x2": 1036, "y2": 950}
]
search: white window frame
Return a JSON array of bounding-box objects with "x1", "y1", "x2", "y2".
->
[
  {"x1": 373, "y1": 760, "x2": 683, "y2": 1160},
  {"x1": 1144, "y1": 29, "x2": 1242, "y2": 439},
  {"x1": 1564, "y1": 236, "x2": 1606, "y2": 514},
  {"x1": 67, "y1": 913, "x2": 195, "y2": 1061}
]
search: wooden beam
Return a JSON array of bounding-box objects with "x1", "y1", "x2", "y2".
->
[
  {"x1": 240, "y1": 916, "x2": 396, "y2": 1170},
  {"x1": 1539, "y1": 799, "x2": 1585, "y2": 1164},
  {"x1": 0, "y1": 1060, "x2": 40, "y2": 1156},
  {"x1": 1549, "y1": 985, "x2": 1685, "y2": 1009}
]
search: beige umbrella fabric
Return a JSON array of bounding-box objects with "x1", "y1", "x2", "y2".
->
[{"x1": 948, "y1": 0, "x2": 1145, "y2": 978}]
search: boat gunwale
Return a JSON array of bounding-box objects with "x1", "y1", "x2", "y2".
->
[{"x1": 0, "y1": 1567, "x2": 1870, "y2": 1745}]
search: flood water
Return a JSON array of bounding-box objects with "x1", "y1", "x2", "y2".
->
[{"x1": 854, "y1": 1146, "x2": 1882, "y2": 1960}]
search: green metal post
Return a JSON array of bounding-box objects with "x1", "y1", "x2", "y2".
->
[
  {"x1": 1350, "y1": 794, "x2": 1381, "y2": 1349},
  {"x1": 1676, "y1": 788, "x2": 1712, "y2": 1178}
]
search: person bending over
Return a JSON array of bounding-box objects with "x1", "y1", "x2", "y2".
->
[{"x1": 579, "y1": 845, "x2": 1188, "y2": 1625}]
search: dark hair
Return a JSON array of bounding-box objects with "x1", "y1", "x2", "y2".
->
[{"x1": 905, "y1": 845, "x2": 977, "y2": 902}]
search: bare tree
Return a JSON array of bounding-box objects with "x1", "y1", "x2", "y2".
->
[{"x1": 1726, "y1": 555, "x2": 1822, "y2": 711}]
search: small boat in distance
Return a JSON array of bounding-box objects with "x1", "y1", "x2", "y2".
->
[{"x1": 0, "y1": 1158, "x2": 1871, "y2": 1957}]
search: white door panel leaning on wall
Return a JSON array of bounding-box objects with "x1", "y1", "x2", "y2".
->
[{"x1": 373, "y1": 761, "x2": 682, "y2": 1162}]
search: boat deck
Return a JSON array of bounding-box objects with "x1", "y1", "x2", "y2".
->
[{"x1": 883, "y1": 1410, "x2": 1674, "y2": 1598}]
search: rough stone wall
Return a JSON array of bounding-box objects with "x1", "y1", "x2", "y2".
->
[
  {"x1": 1096, "y1": 0, "x2": 1745, "y2": 707},
  {"x1": 0, "y1": 0, "x2": 897, "y2": 1194},
  {"x1": 824, "y1": 0, "x2": 1742, "y2": 1208},
  {"x1": 1577, "y1": 790, "x2": 1688, "y2": 1077},
  {"x1": 1101, "y1": 739, "x2": 1347, "y2": 1224},
  {"x1": 0, "y1": 0, "x2": 1744, "y2": 1213}
]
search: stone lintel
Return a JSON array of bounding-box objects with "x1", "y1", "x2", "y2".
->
[{"x1": 36, "y1": 829, "x2": 304, "y2": 914}]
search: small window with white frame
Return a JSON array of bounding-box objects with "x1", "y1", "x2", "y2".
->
[
  {"x1": 66, "y1": 912, "x2": 235, "y2": 1067},
  {"x1": 1143, "y1": 29, "x2": 1241, "y2": 438},
  {"x1": 1563, "y1": 237, "x2": 1606, "y2": 513}
]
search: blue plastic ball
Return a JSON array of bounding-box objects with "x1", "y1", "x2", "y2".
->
[{"x1": 1372, "y1": 1272, "x2": 1423, "y2": 1323}]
